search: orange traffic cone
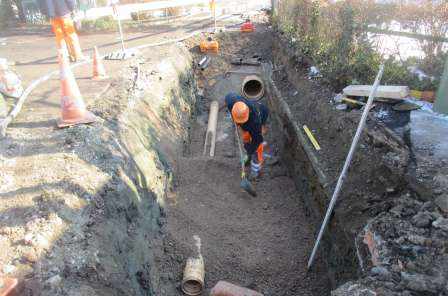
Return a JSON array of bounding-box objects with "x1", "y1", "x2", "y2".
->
[
  {"x1": 57, "y1": 49, "x2": 96, "y2": 128},
  {"x1": 92, "y1": 46, "x2": 108, "y2": 80},
  {"x1": 0, "y1": 277, "x2": 18, "y2": 296}
]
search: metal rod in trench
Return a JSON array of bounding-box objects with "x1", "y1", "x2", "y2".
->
[{"x1": 307, "y1": 64, "x2": 385, "y2": 270}]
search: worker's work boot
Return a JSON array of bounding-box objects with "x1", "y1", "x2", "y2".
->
[{"x1": 249, "y1": 159, "x2": 261, "y2": 181}]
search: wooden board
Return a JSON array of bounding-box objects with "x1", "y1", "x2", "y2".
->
[{"x1": 343, "y1": 85, "x2": 409, "y2": 99}]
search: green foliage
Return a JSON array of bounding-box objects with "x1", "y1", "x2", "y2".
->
[
  {"x1": 273, "y1": 0, "x2": 443, "y2": 92},
  {"x1": 382, "y1": 58, "x2": 440, "y2": 91},
  {"x1": 0, "y1": 0, "x2": 14, "y2": 29},
  {"x1": 81, "y1": 16, "x2": 116, "y2": 31}
]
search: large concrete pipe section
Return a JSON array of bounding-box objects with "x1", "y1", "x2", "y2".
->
[
  {"x1": 203, "y1": 100, "x2": 219, "y2": 157},
  {"x1": 241, "y1": 75, "x2": 265, "y2": 100}
]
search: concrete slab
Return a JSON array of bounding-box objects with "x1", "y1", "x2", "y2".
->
[{"x1": 343, "y1": 85, "x2": 409, "y2": 99}]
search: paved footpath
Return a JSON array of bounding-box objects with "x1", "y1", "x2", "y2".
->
[{"x1": 0, "y1": 15, "x2": 219, "y2": 129}]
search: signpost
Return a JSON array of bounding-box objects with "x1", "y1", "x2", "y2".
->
[{"x1": 434, "y1": 57, "x2": 448, "y2": 115}]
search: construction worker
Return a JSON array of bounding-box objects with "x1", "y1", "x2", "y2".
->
[
  {"x1": 224, "y1": 92, "x2": 269, "y2": 179},
  {"x1": 39, "y1": 0, "x2": 87, "y2": 62}
]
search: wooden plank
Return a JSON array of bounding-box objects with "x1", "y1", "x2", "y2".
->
[{"x1": 343, "y1": 85, "x2": 409, "y2": 99}]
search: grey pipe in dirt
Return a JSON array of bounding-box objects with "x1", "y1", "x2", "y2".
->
[
  {"x1": 203, "y1": 100, "x2": 219, "y2": 157},
  {"x1": 198, "y1": 56, "x2": 211, "y2": 70},
  {"x1": 242, "y1": 75, "x2": 265, "y2": 100}
]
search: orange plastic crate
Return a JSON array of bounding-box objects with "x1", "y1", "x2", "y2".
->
[{"x1": 200, "y1": 40, "x2": 219, "y2": 53}]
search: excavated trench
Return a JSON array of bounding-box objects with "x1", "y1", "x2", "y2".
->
[
  {"x1": 64, "y1": 26, "x2": 444, "y2": 296},
  {"x1": 92, "y1": 28, "x2": 358, "y2": 295},
  {"x1": 2, "y1": 18, "x2": 444, "y2": 296},
  {"x1": 78, "y1": 28, "x2": 337, "y2": 295},
  {"x1": 152, "y1": 30, "x2": 336, "y2": 295},
  {"x1": 29, "y1": 25, "x2": 420, "y2": 296}
]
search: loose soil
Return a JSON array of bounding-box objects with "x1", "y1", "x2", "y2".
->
[{"x1": 158, "y1": 28, "x2": 330, "y2": 295}]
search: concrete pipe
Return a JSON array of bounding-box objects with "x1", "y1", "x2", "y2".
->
[
  {"x1": 241, "y1": 75, "x2": 265, "y2": 100},
  {"x1": 203, "y1": 100, "x2": 219, "y2": 157},
  {"x1": 210, "y1": 281, "x2": 264, "y2": 296},
  {"x1": 181, "y1": 257, "x2": 205, "y2": 296}
]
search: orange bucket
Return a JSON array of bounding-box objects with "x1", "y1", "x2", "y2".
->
[{"x1": 200, "y1": 39, "x2": 219, "y2": 53}]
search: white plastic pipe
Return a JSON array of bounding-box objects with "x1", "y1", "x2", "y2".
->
[
  {"x1": 203, "y1": 100, "x2": 219, "y2": 157},
  {"x1": 307, "y1": 64, "x2": 385, "y2": 270}
]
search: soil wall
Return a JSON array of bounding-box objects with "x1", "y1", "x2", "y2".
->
[
  {"x1": 267, "y1": 33, "x2": 448, "y2": 295},
  {"x1": 6, "y1": 44, "x2": 198, "y2": 295}
]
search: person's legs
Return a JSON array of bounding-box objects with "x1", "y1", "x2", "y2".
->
[
  {"x1": 258, "y1": 103, "x2": 269, "y2": 126},
  {"x1": 250, "y1": 143, "x2": 263, "y2": 179},
  {"x1": 61, "y1": 17, "x2": 86, "y2": 61},
  {"x1": 51, "y1": 18, "x2": 68, "y2": 52},
  {"x1": 241, "y1": 129, "x2": 252, "y2": 166}
]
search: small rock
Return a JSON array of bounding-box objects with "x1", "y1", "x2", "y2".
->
[
  {"x1": 433, "y1": 188, "x2": 443, "y2": 195},
  {"x1": 432, "y1": 217, "x2": 448, "y2": 232},
  {"x1": 406, "y1": 235, "x2": 427, "y2": 245},
  {"x1": 386, "y1": 187, "x2": 396, "y2": 193},
  {"x1": 411, "y1": 212, "x2": 433, "y2": 228},
  {"x1": 23, "y1": 249, "x2": 39, "y2": 263},
  {"x1": 371, "y1": 266, "x2": 392, "y2": 281},
  {"x1": 3, "y1": 264, "x2": 16, "y2": 274},
  {"x1": 34, "y1": 234, "x2": 50, "y2": 250},
  {"x1": 46, "y1": 275, "x2": 62, "y2": 288},
  {"x1": 208, "y1": 79, "x2": 217, "y2": 86},
  {"x1": 421, "y1": 201, "x2": 435, "y2": 212},
  {"x1": 434, "y1": 194, "x2": 448, "y2": 213},
  {"x1": 336, "y1": 104, "x2": 347, "y2": 111},
  {"x1": 401, "y1": 272, "x2": 444, "y2": 293},
  {"x1": 24, "y1": 233, "x2": 34, "y2": 245},
  {"x1": 262, "y1": 203, "x2": 269, "y2": 210}
]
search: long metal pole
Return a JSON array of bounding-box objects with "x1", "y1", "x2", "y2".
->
[
  {"x1": 114, "y1": 5, "x2": 126, "y2": 52},
  {"x1": 307, "y1": 64, "x2": 385, "y2": 270},
  {"x1": 212, "y1": 0, "x2": 216, "y2": 32}
]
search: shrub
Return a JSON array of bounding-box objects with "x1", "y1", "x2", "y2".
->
[{"x1": 273, "y1": 0, "x2": 444, "y2": 92}]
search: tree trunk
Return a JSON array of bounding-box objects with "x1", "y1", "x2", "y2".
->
[{"x1": 14, "y1": 0, "x2": 27, "y2": 23}]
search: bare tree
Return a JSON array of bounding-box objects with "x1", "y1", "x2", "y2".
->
[
  {"x1": 1, "y1": 0, "x2": 26, "y2": 23},
  {"x1": 397, "y1": 0, "x2": 448, "y2": 67}
]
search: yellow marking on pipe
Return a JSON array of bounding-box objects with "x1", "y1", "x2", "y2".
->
[
  {"x1": 410, "y1": 90, "x2": 423, "y2": 98},
  {"x1": 303, "y1": 125, "x2": 321, "y2": 151},
  {"x1": 342, "y1": 97, "x2": 365, "y2": 105}
]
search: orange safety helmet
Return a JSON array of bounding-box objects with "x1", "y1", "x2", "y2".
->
[{"x1": 231, "y1": 101, "x2": 249, "y2": 124}]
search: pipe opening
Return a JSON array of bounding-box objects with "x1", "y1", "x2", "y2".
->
[
  {"x1": 182, "y1": 280, "x2": 203, "y2": 296},
  {"x1": 242, "y1": 75, "x2": 265, "y2": 100}
]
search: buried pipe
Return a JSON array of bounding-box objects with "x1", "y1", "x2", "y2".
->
[
  {"x1": 182, "y1": 257, "x2": 205, "y2": 296},
  {"x1": 307, "y1": 64, "x2": 385, "y2": 270},
  {"x1": 210, "y1": 281, "x2": 263, "y2": 296},
  {"x1": 241, "y1": 75, "x2": 264, "y2": 100},
  {"x1": 198, "y1": 56, "x2": 211, "y2": 70},
  {"x1": 203, "y1": 100, "x2": 219, "y2": 157}
]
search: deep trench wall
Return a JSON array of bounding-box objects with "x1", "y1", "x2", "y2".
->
[
  {"x1": 266, "y1": 35, "x2": 412, "y2": 288},
  {"x1": 102, "y1": 46, "x2": 197, "y2": 295},
  {"x1": 46, "y1": 44, "x2": 197, "y2": 296}
]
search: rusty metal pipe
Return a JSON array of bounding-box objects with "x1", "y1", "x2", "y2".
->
[
  {"x1": 210, "y1": 281, "x2": 263, "y2": 296},
  {"x1": 241, "y1": 75, "x2": 264, "y2": 100},
  {"x1": 203, "y1": 100, "x2": 219, "y2": 157}
]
